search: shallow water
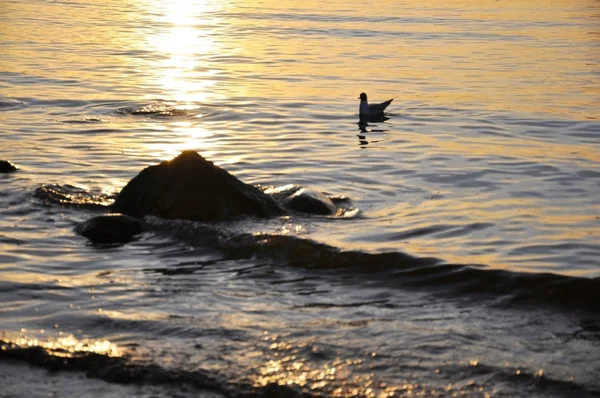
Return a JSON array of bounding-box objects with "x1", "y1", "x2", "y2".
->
[{"x1": 1, "y1": 0, "x2": 599, "y2": 396}]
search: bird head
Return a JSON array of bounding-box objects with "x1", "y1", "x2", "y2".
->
[{"x1": 358, "y1": 93, "x2": 367, "y2": 101}]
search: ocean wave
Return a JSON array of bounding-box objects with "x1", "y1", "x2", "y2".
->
[
  {"x1": 0, "y1": 339, "x2": 230, "y2": 396},
  {"x1": 33, "y1": 184, "x2": 115, "y2": 210},
  {"x1": 144, "y1": 217, "x2": 600, "y2": 314},
  {"x1": 115, "y1": 102, "x2": 198, "y2": 118},
  {"x1": 1, "y1": 336, "x2": 597, "y2": 398},
  {"x1": 0, "y1": 97, "x2": 25, "y2": 110},
  {"x1": 30, "y1": 184, "x2": 600, "y2": 314}
]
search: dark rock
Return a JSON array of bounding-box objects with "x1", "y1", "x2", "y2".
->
[
  {"x1": 262, "y1": 184, "x2": 302, "y2": 202},
  {"x1": 259, "y1": 382, "x2": 304, "y2": 398},
  {"x1": 0, "y1": 160, "x2": 17, "y2": 173},
  {"x1": 281, "y1": 188, "x2": 337, "y2": 215},
  {"x1": 76, "y1": 213, "x2": 142, "y2": 244},
  {"x1": 111, "y1": 151, "x2": 283, "y2": 221}
]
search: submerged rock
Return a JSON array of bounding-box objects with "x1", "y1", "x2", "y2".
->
[
  {"x1": 76, "y1": 213, "x2": 142, "y2": 244},
  {"x1": 0, "y1": 160, "x2": 18, "y2": 173},
  {"x1": 34, "y1": 184, "x2": 114, "y2": 210},
  {"x1": 281, "y1": 187, "x2": 337, "y2": 215},
  {"x1": 264, "y1": 184, "x2": 347, "y2": 216},
  {"x1": 111, "y1": 150, "x2": 283, "y2": 221}
]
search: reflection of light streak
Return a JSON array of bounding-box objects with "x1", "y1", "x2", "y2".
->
[
  {"x1": 137, "y1": 1, "x2": 227, "y2": 159},
  {"x1": 253, "y1": 335, "x2": 401, "y2": 397},
  {"x1": 148, "y1": 1, "x2": 221, "y2": 104},
  {"x1": 143, "y1": 121, "x2": 216, "y2": 160},
  {"x1": 3, "y1": 334, "x2": 120, "y2": 358}
]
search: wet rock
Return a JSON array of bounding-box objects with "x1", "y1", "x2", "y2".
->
[
  {"x1": 76, "y1": 213, "x2": 142, "y2": 244},
  {"x1": 262, "y1": 184, "x2": 302, "y2": 202},
  {"x1": 0, "y1": 160, "x2": 18, "y2": 173},
  {"x1": 259, "y1": 382, "x2": 305, "y2": 398},
  {"x1": 281, "y1": 188, "x2": 337, "y2": 215},
  {"x1": 111, "y1": 151, "x2": 283, "y2": 221}
]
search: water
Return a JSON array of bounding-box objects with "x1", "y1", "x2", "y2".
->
[{"x1": 1, "y1": 0, "x2": 599, "y2": 396}]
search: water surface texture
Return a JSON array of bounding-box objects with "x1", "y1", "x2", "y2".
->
[{"x1": 1, "y1": 0, "x2": 599, "y2": 397}]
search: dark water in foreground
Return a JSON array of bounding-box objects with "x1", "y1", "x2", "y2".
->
[{"x1": 1, "y1": 0, "x2": 599, "y2": 396}]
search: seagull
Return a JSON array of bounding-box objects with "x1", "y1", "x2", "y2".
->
[{"x1": 358, "y1": 92, "x2": 393, "y2": 119}]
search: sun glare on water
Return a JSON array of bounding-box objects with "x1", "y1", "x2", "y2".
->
[
  {"x1": 2, "y1": 333, "x2": 121, "y2": 359},
  {"x1": 138, "y1": 1, "x2": 227, "y2": 159},
  {"x1": 148, "y1": 0, "x2": 222, "y2": 105}
]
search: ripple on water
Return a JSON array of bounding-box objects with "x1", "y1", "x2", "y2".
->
[
  {"x1": 1, "y1": 1, "x2": 600, "y2": 396},
  {"x1": 0, "y1": 98, "x2": 26, "y2": 109}
]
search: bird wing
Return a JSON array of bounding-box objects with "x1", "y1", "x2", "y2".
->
[{"x1": 367, "y1": 98, "x2": 393, "y2": 113}]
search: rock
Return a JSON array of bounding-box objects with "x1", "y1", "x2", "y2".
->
[
  {"x1": 264, "y1": 185, "x2": 347, "y2": 216},
  {"x1": 281, "y1": 188, "x2": 337, "y2": 215},
  {"x1": 262, "y1": 184, "x2": 302, "y2": 201},
  {"x1": 111, "y1": 151, "x2": 283, "y2": 221},
  {"x1": 76, "y1": 213, "x2": 142, "y2": 244},
  {"x1": 260, "y1": 382, "x2": 304, "y2": 398},
  {"x1": 0, "y1": 160, "x2": 17, "y2": 173}
]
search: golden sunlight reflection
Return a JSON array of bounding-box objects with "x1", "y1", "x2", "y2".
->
[
  {"x1": 143, "y1": 122, "x2": 217, "y2": 160},
  {"x1": 253, "y1": 334, "x2": 404, "y2": 397},
  {"x1": 280, "y1": 223, "x2": 305, "y2": 235},
  {"x1": 147, "y1": 0, "x2": 222, "y2": 104},
  {"x1": 254, "y1": 357, "x2": 397, "y2": 397},
  {"x1": 2, "y1": 334, "x2": 121, "y2": 358},
  {"x1": 36, "y1": 184, "x2": 114, "y2": 208}
]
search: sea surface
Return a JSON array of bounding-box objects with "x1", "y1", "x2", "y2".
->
[{"x1": 1, "y1": 0, "x2": 599, "y2": 397}]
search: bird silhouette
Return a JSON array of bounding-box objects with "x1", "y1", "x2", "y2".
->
[{"x1": 358, "y1": 92, "x2": 393, "y2": 120}]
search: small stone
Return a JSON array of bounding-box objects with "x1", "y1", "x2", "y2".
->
[
  {"x1": 76, "y1": 213, "x2": 142, "y2": 244},
  {"x1": 282, "y1": 188, "x2": 337, "y2": 215},
  {"x1": 0, "y1": 160, "x2": 18, "y2": 173}
]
